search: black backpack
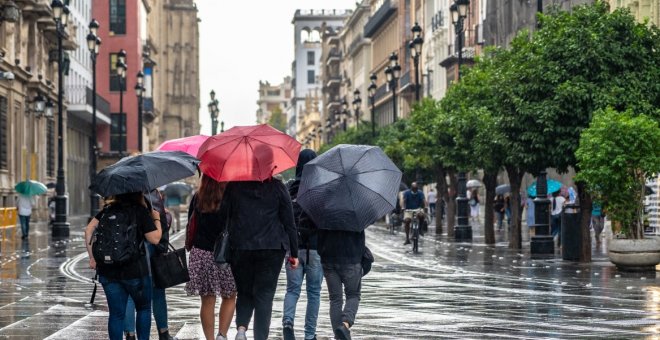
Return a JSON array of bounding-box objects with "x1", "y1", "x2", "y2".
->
[
  {"x1": 292, "y1": 198, "x2": 315, "y2": 247},
  {"x1": 92, "y1": 205, "x2": 143, "y2": 267}
]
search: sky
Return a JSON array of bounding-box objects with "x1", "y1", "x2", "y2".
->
[{"x1": 196, "y1": 0, "x2": 357, "y2": 135}]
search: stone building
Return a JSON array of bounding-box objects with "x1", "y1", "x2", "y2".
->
[
  {"x1": 147, "y1": 0, "x2": 200, "y2": 149},
  {"x1": 0, "y1": 0, "x2": 75, "y2": 217},
  {"x1": 297, "y1": 92, "x2": 323, "y2": 151},
  {"x1": 256, "y1": 77, "x2": 292, "y2": 125},
  {"x1": 319, "y1": 22, "x2": 343, "y2": 142}
]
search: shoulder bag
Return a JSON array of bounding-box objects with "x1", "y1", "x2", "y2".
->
[
  {"x1": 213, "y1": 213, "x2": 231, "y2": 268},
  {"x1": 150, "y1": 242, "x2": 190, "y2": 289}
]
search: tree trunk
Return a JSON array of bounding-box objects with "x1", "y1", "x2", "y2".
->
[
  {"x1": 446, "y1": 168, "x2": 458, "y2": 238},
  {"x1": 576, "y1": 181, "x2": 592, "y2": 262},
  {"x1": 483, "y1": 170, "x2": 497, "y2": 245},
  {"x1": 435, "y1": 165, "x2": 448, "y2": 235},
  {"x1": 506, "y1": 166, "x2": 524, "y2": 250}
]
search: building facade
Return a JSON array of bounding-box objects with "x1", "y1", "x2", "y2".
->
[
  {"x1": 0, "y1": 0, "x2": 75, "y2": 218},
  {"x1": 289, "y1": 9, "x2": 350, "y2": 137},
  {"x1": 608, "y1": 0, "x2": 659, "y2": 24},
  {"x1": 147, "y1": 0, "x2": 200, "y2": 149},
  {"x1": 256, "y1": 77, "x2": 292, "y2": 125}
]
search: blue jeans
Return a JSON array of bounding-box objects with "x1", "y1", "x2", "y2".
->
[
  {"x1": 283, "y1": 249, "x2": 323, "y2": 339},
  {"x1": 99, "y1": 275, "x2": 153, "y2": 340},
  {"x1": 125, "y1": 244, "x2": 169, "y2": 333},
  {"x1": 19, "y1": 215, "x2": 30, "y2": 237}
]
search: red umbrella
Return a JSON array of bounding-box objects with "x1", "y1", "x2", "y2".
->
[
  {"x1": 157, "y1": 135, "x2": 209, "y2": 157},
  {"x1": 197, "y1": 124, "x2": 301, "y2": 182}
]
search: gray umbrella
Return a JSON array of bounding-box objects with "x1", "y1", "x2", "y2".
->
[
  {"x1": 90, "y1": 151, "x2": 199, "y2": 197},
  {"x1": 163, "y1": 182, "x2": 193, "y2": 198},
  {"x1": 496, "y1": 184, "x2": 511, "y2": 195},
  {"x1": 297, "y1": 144, "x2": 402, "y2": 232}
]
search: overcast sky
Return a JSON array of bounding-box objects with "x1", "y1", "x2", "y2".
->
[{"x1": 196, "y1": 0, "x2": 357, "y2": 135}]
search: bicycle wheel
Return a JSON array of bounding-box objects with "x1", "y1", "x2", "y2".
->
[{"x1": 413, "y1": 230, "x2": 419, "y2": 254}]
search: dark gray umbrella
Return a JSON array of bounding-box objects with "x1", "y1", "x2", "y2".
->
[
  {"x1": 496, "y1": 184, "x2": 511, "y2": 195},
  {"x1": 163, "y1": 182, "x2": 193, "y2": 198},
  {"x1": 297, "y1": 144, "x2": 402, "y2": 232},
  {"x1": 90, "y1": 151, "x2": 199, "y2": 197}
]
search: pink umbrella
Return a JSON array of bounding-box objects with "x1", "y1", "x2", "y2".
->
[{"x1": 157, "y1": 135, "x2": 209, "y2": 157}]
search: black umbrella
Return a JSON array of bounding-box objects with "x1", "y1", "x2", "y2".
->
[
  {"x1": 90, "y1": 151, "x2": 199, "y2": 197},
  {"x1": 297, "y1": 144, "x2": 402, "y2": 232},
  {"x1": 163, "y1": 182, "x2": 193, "y2": 198}
]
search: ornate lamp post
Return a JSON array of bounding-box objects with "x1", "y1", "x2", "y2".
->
[
  {"x1": 116, "y1": 49, "x2": 127, "y2": 154},
  {"x1": 531, "y1": 171, "x2": 553, "y2": 255},
  {"x1": 352, "y1": 89, "x2": 361, "y2": 127},
  {"x1": 341, "y1": 97, "x2": 349, "y2": 131},
  {"x1": 384, "y1": 52, "x2": 401, "y2": 123},
  {"x1": 368, "y1": 74, "x2": 377, "y2": 137},
  {"x1": 86, "y1": 19, "x2": 101, "y2": 219},
  {"x1": 220, "y1": 121, "x2": 225, "y2": 133},
  {"x1": 208, "y1": 90, "x2": 219, "y2": 135},
  {"x1": 50, "y1": 0, "x2": 70, "y2": 236},
  {"x1": 135, "y1": 71, "x2": 144, "y2": 152},
  {"x1": 450, "y1": 0, "x2": 472, "y2": 241},
  {"x1": 410, "y1": 22, "x2": 424, "y2": 102}
]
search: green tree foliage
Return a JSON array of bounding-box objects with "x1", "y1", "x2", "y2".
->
[
  {"x1": 576, "y1": 109, "x2": 660, "y2": 239},
  {"x1": 267, "y1": 107, "x2": 287, "y2": 133}
]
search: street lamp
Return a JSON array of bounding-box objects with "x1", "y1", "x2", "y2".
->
[
  {"x1": 44, "y1": 99, "x2": 54, "y2": 119},
  {"x1": 116, "y1": 49, "x2": 127, "y2": 154},
  {"x1": 368, "y1": 74, "x2": 377, "y2": 137},
  {"x1": 49, "y1": 0, "x2": 70, "y2": 236},
  {"x1": 34, "y1": 93, "x2": 46, "y2": 115},
  {"x1": 409, "y1": 22, "x2": 424, "y2": 102},
  {"x1": 352, "y1": 89, "x2": 361, "y2": 127},
  {"x1": 220, "y1": 121, "x2": 225, "y2": 133},
  {"x1": 341, "y1": 97, "x2": 348, "y2": 131},
  {"x1": 450, "y1": 0, "x2": 472, "y2": 241},
  {"x1": 86, "y1": 19, "x2": 101, "y2": 219},
  {"x1": 385, "y1": 52, "x2": 400, "y2": 123},
  {"x1": 135, "y1": 70, "x2": 144, "y2": 152},
  {"x1": 208, "y1": 90, "x2": 219, "y2": 135}
]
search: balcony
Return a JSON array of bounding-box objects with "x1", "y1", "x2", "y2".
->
[
  {"x1": 325, "y1": 76, "x2": 342, "y2": 88},
  {"x1": 326, "y1": 49, "x2": 342, "y2": 65},
  {"x1": 66, "y1": 85, "x2": 111, "y2": 125},
  {"x1": 364, "y1": 0, "x2": 397, "y2": 38},
  {"x1": 346, "y1": 33, "x2": 367, "y2": 56}
]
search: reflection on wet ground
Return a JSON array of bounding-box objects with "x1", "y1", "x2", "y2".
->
[{"x1": 0, "y1": 218, "x2": 657, "y2": 339}]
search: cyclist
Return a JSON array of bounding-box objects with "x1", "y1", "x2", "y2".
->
[{"x1": 402, "y1": 182, "x2": 426, "y2": 245}]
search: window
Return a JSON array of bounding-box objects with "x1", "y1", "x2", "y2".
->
[
  {"x1": 47, "y1": 119, "x2": 54, "y2": 177},
  {"x1": 0, "y1": 96, "x2": 7, "y2": 170},
  {"x1": 307, "y1": 70, "x2": 315, "y2": 84},
  {"x1": 307, "y1": 51, "x2": 315, "y2": 65},
  {"x1": 109, "y1": 0, "x2": 126, "y2": 35},
  {"x1": 109, "y1": 53, "x2": 125, "y2": 91},
  {"x1": 110, "y1": 113, "x2": 126, "y2": 152}
]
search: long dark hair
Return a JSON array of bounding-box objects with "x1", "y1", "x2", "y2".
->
[
  {"x1": 196, "y1": 175, "x2": 225, "y2": 213},
  {"x1": 106, "y1": 192, "x2": 147, "y2": 208}
]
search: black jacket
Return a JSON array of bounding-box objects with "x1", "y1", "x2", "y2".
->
[
  {"x1": 288, "y1": 179, "x2": 318, "y2": 250},
  {"x1": 187, "y1": 194, "x2": 225, "y2": 251},
  {"x1": 220, "y1": 180, "x2": 298, "y2": 258},
  {"x1": 317, "y1": 229, "x2": 365, "y2": 265}
]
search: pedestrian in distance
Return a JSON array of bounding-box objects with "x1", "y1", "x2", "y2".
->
[
  {"x1": 469, "y1": 189, "x2": 480, "y2": 224},
  {"x1": 282, "y1": 149, "x2": 323, "y2": 340},
  {"x1": 526, "y1": 195, "x2": 536, "y2": 235},
  {"x1": 318, "y1": 226, "x2": 366, "y2": 340},
  {"x1": 220, "y1": 145, "x2": 299, "y2": 340},
  {"x1": 550, "y1": 191, "x2": 566, "y2": 245},
  {"x1": 493, "y1": 194, "x2": 505, "y2": 231},
  {"x1": 165, "y1": 193, "x2": 183, "y2": 233},
  {"x1": 427, "y1": 188, "x2": 437, "y2": 218},
  {"x1": 402, "y1": 182, "x2": 426, "y2": 244},
  {"x1": 16, "y1": 193, "x2": 35, "y2": 240},
  {"x1": 591, "y1": 202, "x2": 605, "y2": 247},
  {"x1": 123, "y1": 189, "x2": 175, "y2": 340},
  {"x1": 185, "y1": 176, "x2": 237, "y2": 340},
  {"x1": 84, "y1": 192, "x2": 163, "y2": 340},
  {"x1": 504, "y1": 195, "x2": 512, "y2": 228}
]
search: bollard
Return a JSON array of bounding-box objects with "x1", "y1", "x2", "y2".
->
[{"x1": 561, "y1": 203, "x2": 581, "y2": 261}]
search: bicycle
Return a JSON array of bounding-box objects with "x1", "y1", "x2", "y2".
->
[{"x1": 405, "y1": 209, "x2": 424, "y2": 254}]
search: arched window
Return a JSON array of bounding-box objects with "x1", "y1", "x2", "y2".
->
[
  {"x1": 310, "y1": 28, "x2": 321, "y2": 42},
  {"x1": 300, "y1": 28, "x2": 311, "y2": 43}
]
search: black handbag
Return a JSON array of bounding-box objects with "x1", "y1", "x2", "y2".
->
[
  {"x1": 150, "y1": 243, "x2": 190, "y2": 289},
  {"x1": 213, "y1": 230, "x2": 231, "y2": 268}
]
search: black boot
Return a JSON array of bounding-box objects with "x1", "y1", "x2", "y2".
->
[{"x1": 158, "y1": 330, "x2": 173, "y2": 340}]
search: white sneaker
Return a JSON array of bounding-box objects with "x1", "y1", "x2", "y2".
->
[
  {"x1": 235, "y1": 329, "x2": 247, "y2": 340},
  {"x1": 216, "y1": 335, "x2": 227, "y2": 340}
]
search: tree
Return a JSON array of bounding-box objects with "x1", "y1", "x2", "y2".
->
[
  {"x1": 267, "y1": 107, "x2": 287, "y2": 133},
  {"x1": 576, "y1": 109, "x2": 660, "y2": 239}
]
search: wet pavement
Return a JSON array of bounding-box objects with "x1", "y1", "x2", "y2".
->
[{"x1": 0, "y1": 217, "x2": 658, "y2": 339}]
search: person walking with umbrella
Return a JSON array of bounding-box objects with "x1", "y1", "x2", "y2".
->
[
  {"x1": 16, "y1": 193, "x2": 36, "y2": 240},
  {"x1": 282, "y1": 149, "x2": 323, "y2": 340},
  {"x1": 185, "y1": 176, "x2": 237, "y2": 340}
]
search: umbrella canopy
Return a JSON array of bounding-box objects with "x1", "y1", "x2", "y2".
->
[
  {"x1": 466, "y1": 179, "x2": 482, "y2": 188},
  {"x1": 157, "y1": 135, "x2": 209, "y2": 157},
  {"x1": 297, "y1": 144, "x2": 402, "y2": 232},
  {"x1": 527, "y1": 179, "x2": 562, "y2": 197},
  {"x1": 163, "y1": 182, "x2": 193, "y2": 198},
  {"x1": 197, "y1": 124, "x2": 301, "y2": 182},
  {"x1": 15, "y1": 180, "x2": 48, "y2": 196},
  {"x1": 90, "y1": 151, "x2": 199, "y2": 197},
  {"x1": 495, "y1": 184, "x2": 511, "y2": 195}
]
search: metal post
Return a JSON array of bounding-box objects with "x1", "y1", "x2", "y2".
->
[
  {"x1": 392, "y1": 81, "x2": 397, "y2": 123},
  {"x1": 414, "y1": 56, "x2": 420, "y2": 101},
  {"x1": 137, "y1": 93, "x2": 143, "y2": 152},
  {"x1": 531, "y1": 170, "x2": 554, "y2": 256},
  {"x1": 53, "y1": 21, "x2": 70, "y2": 236},
  {"x1": 453, "y1": 12, "x2": 471, "y2": 241},
  {"x1": 370, "y1": 97, "x2": 375, "y2": 137},
  {"x1": 89, "y1": 52, "x2": 99, "y2": 220},
  {"x1": 211, "y1": 119, "x2": 218, "y2": 135},
  {"x1": 119, "y1": 76, "x2": 124, "y2": 154}
]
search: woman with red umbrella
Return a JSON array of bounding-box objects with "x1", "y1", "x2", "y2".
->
[{"x1": 198, "y1": 125, "x2": 301, "y2": 340}]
